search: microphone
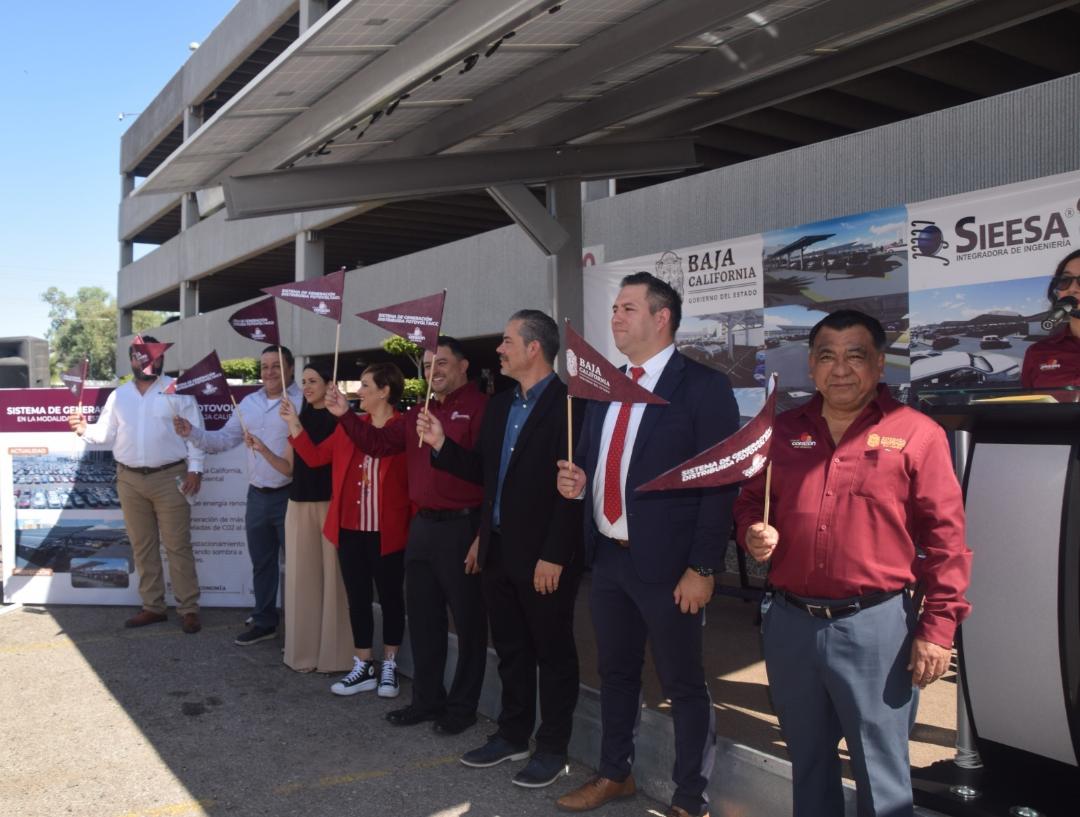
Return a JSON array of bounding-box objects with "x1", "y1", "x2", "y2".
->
[{"x1": 1041, "y1": 295, "x2": 1079, "y2": 330}]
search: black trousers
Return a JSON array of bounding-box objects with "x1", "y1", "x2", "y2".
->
[
  {"x1": 336, "y1": 529, "x2": 406, "y2": 650},
  {"x1": 483, "y1": 532, "x2": 581, "y2": 755},
  {"x1": 405, "y1": 513, "x2": 487, "y2": 719}
]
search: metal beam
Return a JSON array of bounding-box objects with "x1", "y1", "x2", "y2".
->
[
  {"x1": 497, "y1": 0, "x2": 942, "y2": 149},
  {"x1": 222, "y1": 141, "x2": 700, "y2": 220},
  {"x1": 373, "y1": 0, "x2": 767, "y2": 161},
  {"x1": 487, "y1": 183, "x2": 570, "y2": 256},
  {"x1": 220, "y1": 0, "x2": 562, "y2": 181},
  {"x1": 618, "y1": 0, "x2": 1074, "y2": 140}
]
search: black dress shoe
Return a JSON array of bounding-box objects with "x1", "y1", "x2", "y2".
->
[
  {"x1": 433, "y1": 712, "x2": 477, "y2": 735},
  {"x1": 386, "y1": 705, "x2": 442, "y2": 726}
]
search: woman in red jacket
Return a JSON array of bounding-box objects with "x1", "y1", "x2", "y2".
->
[{"x1": 282, "y1": 363, "x2": 411, "y2": 698}]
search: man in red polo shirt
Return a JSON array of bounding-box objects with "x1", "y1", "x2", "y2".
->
[
  {"x1": 735, "y1": 309, "x2": 971, "y2": 817},
  {"x1": 326, "y1": 335, "x2": 488, "y2": 736}
]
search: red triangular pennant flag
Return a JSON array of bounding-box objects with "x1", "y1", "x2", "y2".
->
[
  {"x1": 637, "y1": 374, "x2": 778, "y2": 492},
  {"x1": 356, "y1": 290, "x2": 445, "y2": 352},
  {"x1": 228, "y1": 297, "x2": 280, "y2": 345},
  {"x1": 60, "y1": 358, "x2": 89, "y2": 400},
  {"x1": 564, "y1": 322, "x2": 667, "y2": 405},
  {"x1": 263, "y1": 268, "x2": 346, "y2": 323},
  {"x1": 130, "y1": 337, "x2": 173, "y2": 375},
  {"x1": 173, "y1": 350, "x2": 233, "y2": 406}
]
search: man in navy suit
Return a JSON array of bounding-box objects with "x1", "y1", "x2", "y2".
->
[{"x1": 556, "y1": 272, "x2": 740, "y2": 817}]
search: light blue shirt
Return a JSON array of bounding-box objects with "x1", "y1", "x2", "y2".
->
[
  {"x1": 493, "y1": 372, "x2": 555, "y2": 528},
  {"x1": 186, "y1": 383, "x2": 302, "y2": 489}
]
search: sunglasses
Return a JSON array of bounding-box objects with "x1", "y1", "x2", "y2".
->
[{"x1": 1052, "y1": 274, "x2": 1080, "y2": 291}]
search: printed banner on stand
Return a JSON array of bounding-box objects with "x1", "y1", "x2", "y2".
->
[{"x1": 0, "y1": 387, "x2": 258, "y2": 608}]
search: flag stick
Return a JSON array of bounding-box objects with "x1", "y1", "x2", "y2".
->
[
  {"x1": 76, "y1": 357, "x2": 88, "y2": 421},
  {"x1": 418, "y1": 377, "x2": 434, "y2": 448},
  {"x1": 332, "y1": 322, "x2": 341, "y2": 383},
  {"x1": 230, "y1": 394, "x2": 249, "y2": 436},
  {"x1": 762, "y1": 462, "x2": 773, "y2": 528},
  {"x1": 278, "y1": 347, "x2": 286, "y2": 394},
  {"x1": 566, "y1": 395, "x2": 573, "y2": 464}
]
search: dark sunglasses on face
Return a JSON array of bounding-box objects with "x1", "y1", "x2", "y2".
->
[{"x1": 1052, "y1": 274, "x2": 1080, "y2": 291}]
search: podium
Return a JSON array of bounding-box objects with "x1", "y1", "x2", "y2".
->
[{"x1": 915, "y1": 389, "x2": 1080, "y2": 815}]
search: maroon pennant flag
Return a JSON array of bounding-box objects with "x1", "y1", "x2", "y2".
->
[
  {"x1": 130, "y1": 336, "x2": 173, "y2": 375},
  {"x1": 356, "y1": 290, "x2": 446, "y2": 352},
  {"x1": 60, "y1": 358, "x2": 89, "y2": 400},
  {"x1": 263, "y1": 268, "x2": 346, "y2": 323},
  {"x1": 172, "y1": 350, "x2": 233, "y2": 406},
  {"x1": 228, "y1": 297, "x2": 280, "y2": 345},
  {"x1": 564, "y1": 322, "x2": 667, "y2": 405},
  {"x1": 637, "y1": 374, "x2": 778, "y2": 492}
]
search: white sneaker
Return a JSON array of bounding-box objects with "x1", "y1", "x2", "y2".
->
[
  {"x1": 378, "y1": 659, "x2": 400, "y2": 698},
  {"x1": 331, "y1": 658, "x2": 376, "y2": 696}
]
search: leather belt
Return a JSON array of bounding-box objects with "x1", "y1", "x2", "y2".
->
[
  {"x1": 250, "y1": 484, "x2": 290, "y2": 494},
  {"x1": 416, "y1": 507, "x2": 477, "y2": 522},
  {"x1": 779, "y1": 588, "x2": 904, "y2": 620},
  {"x1": 601, "y1": 534, "x2": 630, "y2": 549},
  {"x1": 118, "y1": 460, "x2": 184, "y2": 475}
]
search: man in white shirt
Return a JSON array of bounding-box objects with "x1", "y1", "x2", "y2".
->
[
  {"x1": 69, "y1": 336, "x2": 206, "y2": 634},
  {"x1": 174, "y1": 345, "x2": 301, "y2": 646}
]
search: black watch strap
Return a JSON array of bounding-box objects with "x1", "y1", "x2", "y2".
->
[{"x1": 689, "y1": 565, "x2": 716, "y2": 577}]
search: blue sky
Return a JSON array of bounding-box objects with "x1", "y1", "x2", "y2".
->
[
  {"x1": 909, "y1": 275, "x2": 1050, "y2": 325},
  {"x1": 0, "y1": 1, "x2": 235, "y2": 339},
  {"x1": 762, "y1": 205, "x2": 908, "y2": 255}
]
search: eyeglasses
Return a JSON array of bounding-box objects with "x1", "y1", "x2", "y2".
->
[{"x1": 1053, "y1": 274, "x2": 1080, "y2": 291}]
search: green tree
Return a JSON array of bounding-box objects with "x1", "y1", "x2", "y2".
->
[
  {"x1": 381, "y1": 335, "x2": 424, "y2": 377},
  {"x1": 221, "y1": 358, "x2": 260, "y2": 382},
  {"x1": 42, "y1": 286, "x2": 166, "y2": 381}
]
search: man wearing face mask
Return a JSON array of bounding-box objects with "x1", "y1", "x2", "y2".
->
[
  {"x1": 174, "y1": 345, "x2": 302, "y2": 646},
  {"x1": 69, "y1": 336, "x2": 206, "y2": 633}
]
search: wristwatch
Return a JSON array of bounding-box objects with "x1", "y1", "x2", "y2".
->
[{"x1": 689, "y1": 565, "x2": 716, "y2": 577}]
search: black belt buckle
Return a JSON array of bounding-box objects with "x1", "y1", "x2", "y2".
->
[{"x1": 805, "y1": 601, "x2": 859, "y2": 620}]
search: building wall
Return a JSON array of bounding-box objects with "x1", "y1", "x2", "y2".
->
[{"x1": 584, "y1": 72, "x2": 1080, "y2": 265}]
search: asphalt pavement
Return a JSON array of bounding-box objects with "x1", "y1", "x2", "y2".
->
[{"x1": 0, "y1": 603, "x2": 665, "y2": 817}]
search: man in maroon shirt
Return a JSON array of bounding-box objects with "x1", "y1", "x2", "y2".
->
[
  {"x1": 326, "y1": 336, "x2": 488, "y2": 735},
  {"x1": 735, "y1": 310, "x2": 971, "y2": 817}
]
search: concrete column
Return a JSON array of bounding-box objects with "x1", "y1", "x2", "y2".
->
[
  {"x1": 118, "y1": 308, "x2": 133, "y2": 338},
  {"x1": 300, "y1": 0, "x2": 329, "y2": 32},
  {"x1": 180, "y1": 107, "x2": 204, "y2": 230},
  {"x1": 546, "y1": 179, "x2": 584, "y2": 367},
  {"x1": 296, "y1": 230, "x2": 325, "y2": 282},
  {"x1": 180, "y1": 280, "x2": 198, "y2": 318},
  {"x1": 582, "y1": 179, "x2": 615, "y2": 202},
  {"x1": 120, "y1": 173, "x2": 136, "y2": 268}
]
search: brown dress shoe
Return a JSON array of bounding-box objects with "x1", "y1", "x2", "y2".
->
[
  {"x1": 180, "y1": 613, "x2": 202, "y2": 634},
  {"x1": 666, "y1": 806, "x2": 708, "y2": 817},
  {"x1": 556, "y1": 775, "x2": 636, "y2": 812},
  {"x1": 124, "y1": 610, "x2": 167, "y2": 628}
]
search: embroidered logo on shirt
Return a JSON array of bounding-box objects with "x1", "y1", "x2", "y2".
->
[
  {"x1": 1039, "y1": 359, "x2": 1061, "y2": 371},
  {"x1": 450, "y1": 411, "x2": 471, "y2": 421},
  {"x1": 867, "y1": 432, "x2": 906, "y2": 451},
  {"x1": 790, "y1": 432, "x2": 816, "y2": 449}
]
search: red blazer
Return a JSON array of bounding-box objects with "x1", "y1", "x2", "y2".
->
[{"x1": 289, "y1": 412, "x2": 411, "y2": 555}]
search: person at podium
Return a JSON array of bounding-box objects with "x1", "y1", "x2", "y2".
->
[{"x1": 1022, "y1": 249, "x2": 1080, "y2": 388}]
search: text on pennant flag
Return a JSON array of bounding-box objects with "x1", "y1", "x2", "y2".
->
[
  {"x1": 228, "y1": 296, "x2": 280, "y2": 345},
  {"x1": 173, "y1": 350, "x2": 233, "y2": 407},
  {"x1": 59, "y1": 358, "x2": 89, "y2": 400},
  {"x1": 563, "y1": 322, "x2": 667, "y2": 405},
  {"x1": 355, "y1": 290, "x2": 446, "y2": 352},
  {"x1": 262, "y1": 267, "x2": 346, "y2": 323},
  {"x1": 636, "y1": 373, "x2": 779, "y2": 492},
  {"x1": 130, "y1": 341, "x2": 173, "y2": 375}
]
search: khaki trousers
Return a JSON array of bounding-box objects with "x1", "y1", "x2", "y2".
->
[
  {"x1": 283, "y1": 500, "x2": 353, "y2": 672},
  {"x1": 116, "y1": 461, "x2": 199, "y2": 615}
]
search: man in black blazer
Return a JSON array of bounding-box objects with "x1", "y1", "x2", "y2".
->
[
  {"x1": 556, "y1": 273, "x2": 739, "y2": 817},
  {"x1": 418, "y1": 309, "x2": 584, "y2": 789}
]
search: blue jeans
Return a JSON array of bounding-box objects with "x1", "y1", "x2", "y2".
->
[{"x1": 245, "y1": 485, "x2": 289, "y2": 629}]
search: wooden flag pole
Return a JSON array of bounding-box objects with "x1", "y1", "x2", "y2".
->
[
  {"x1": 418, "y1": 371, "x2": 435, "y2": 448},
  {"x1": 230, "y1": 394, "x2": 249, "y2": 436},
  {"x1": 332, "y1": 322, "x2": 342, "y2": 384},
  {"x1": 566, "y1": 395, "x2": 573, "y2": 464},
  {"x1": 762, "y1": 462, "x2": 774, "y2": 528},
  {"x1": 278, "y1": 347, "x2": 287, "y2": 395},
  {"x1": 76, "y1": 358, "x2": 89, "y2": 421}
]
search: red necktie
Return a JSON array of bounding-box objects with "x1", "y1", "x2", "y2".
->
[{"x1": 603, "y1": 366, "x2": 645, "y2": 525}]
